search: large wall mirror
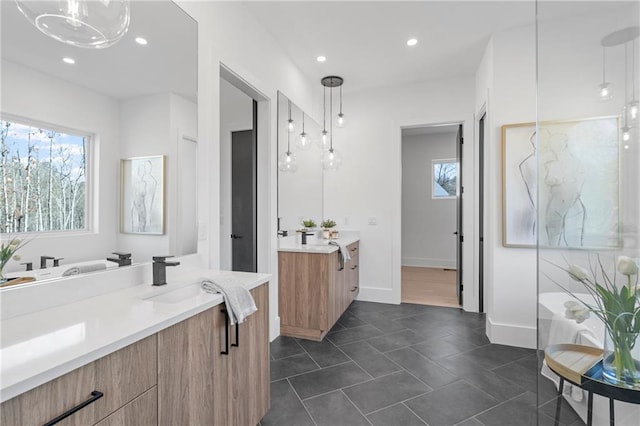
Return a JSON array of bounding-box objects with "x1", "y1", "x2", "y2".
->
[
  {"x1": 1, "y1": 0, "x2": 197, "y2": 282},
  {"x1": 277, "y1": 92, "x2": 323, "y2": 232}
]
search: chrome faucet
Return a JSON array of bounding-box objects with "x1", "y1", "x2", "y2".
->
[{"x1": 152, "y1": 256, "x2": 180, "y2": 286}]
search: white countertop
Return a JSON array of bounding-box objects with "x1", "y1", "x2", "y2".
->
[
  {"x1": 0, "y1": 268, "x2": 270, "y2": 403},
  {"x1": 277, "y1": 232, "x2": 359, "y2": 253}
]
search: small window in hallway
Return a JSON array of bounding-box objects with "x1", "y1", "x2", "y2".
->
[{"x1": 432, "y1": 158, "x2": 458, "y2": 199}]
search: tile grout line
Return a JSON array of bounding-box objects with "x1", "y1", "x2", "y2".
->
[
  {"x1": 401, "y1": 402, "x2": 429, "y2": 426},
  {"x1": 285, "y1": 377, "x2": 318, "y2": 426},
  {"x1": 339, "y1": 389, "x2": 374, "y2": 426}
]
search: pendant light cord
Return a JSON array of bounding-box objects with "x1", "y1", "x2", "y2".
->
[
  {"x1": 339, "y1": 85, "x2": 343, "y2": 115},
  {"x1": 602, "y1": 47, "x2": 606, "y2": 82},
  {"x1": 625, "y1": 42, "x2": 629, "y2": 126},
  {"x1": 323, "y1": 86, "x2": 327, "y2": 131},
  {"x1": 330, "y1": 84, "x2": 334, "y2": 150},
  {"x1": 633, "y1": 39, "x2": 637, "y2": 100}
]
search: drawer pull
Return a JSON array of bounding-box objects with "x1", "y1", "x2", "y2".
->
[
  {"x1": 350, "y1": 286, "x2": 359, "y2": 292},
  {"x1": 43, "y1": 390, "x2": 103, "y2": 426},
  {"x1": 350, "y1": 247, "x2": 357, "y2": 252},
  {"x1": 221, "y1": 309, "x2": 229, "y2": 355},
  {"x1": 232, "y1": 323, "x2": 240, "y2": 348},
  {"x1": 351, "y1": 265, "x2": 358, "y2": 270}
]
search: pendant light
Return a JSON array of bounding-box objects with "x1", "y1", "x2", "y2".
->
[
  {"x1": 598, "y1": 46, "x2": 614, "y2": 101},
  {"x1": 296, "y1": 113, "x2": 312, "y2": 150},
  {"x1": 337, "y1": 84, "x2": 346, "y2": 128},
  {"x1": 317, "y1": 85, "x2": 330, "y2": 150},
  {"x1": 628, "y1": 38, "x2": 639, "y2": 123},
  {"x1": 287, "y1": 100, "x2": 295, "y2": 133},
  {"x1": 622, "y1": 42, "x2": 632, "y2": 142},
  {"x1": 321, "y1": 76, "x2": 344, "y2": 171},
  {"x1": 278, "y1": 124, "x2": 297, "y2": 172},
  {"x1": 15, "y1": 0, "x2": 130, "y2": 49}
]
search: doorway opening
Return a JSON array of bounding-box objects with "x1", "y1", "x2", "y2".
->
[
  {"x1": 219, "y1": 65, "x2": 269, "y2": 273},
  {"x1": 400, "y1": 124, "x2": 463, "y2": 308}
]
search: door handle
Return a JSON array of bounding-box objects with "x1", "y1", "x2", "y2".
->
[
  {"x1": 43, "y1": 391, "x2": 104, "y2": 426},
  {"x1": 453, "y1": 232, "x2": 458, "y2": 235},
  {"x1": 221, "y1": 309, "x2": 229, "y2": 355},
  {"x1": 230, "y1": 234, "x2": 243, "y2": 239}
]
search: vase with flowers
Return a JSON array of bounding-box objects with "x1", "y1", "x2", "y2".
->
[
  {"x1": 0, "y1": 237, "x2": 27, "y2": 284},
  {"x1": 551, "y1": 255, "x2": 639, "y2": 388}
]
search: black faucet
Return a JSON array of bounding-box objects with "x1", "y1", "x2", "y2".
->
[
  {"x1": 53, "y1": 258, "x2": 63, "y2": 267},
  {"x1": 301, "y1": 231, "x2": 314, "y2": 245},
  {"x1": 21, "y1": 262, "x2": 33, "y2": 271},
  {"x1": 278, "y1": 230, "x2": 288, "y2": 237},
  {"x1": 40, "y1": 256, "x2": 55, "y2": 269},
  {"x1": 107, "y1": 252, "x2": 132, "y2": 267},
  {"x1": 152, "y1": 256, "x2": 180, "y2": 286}
]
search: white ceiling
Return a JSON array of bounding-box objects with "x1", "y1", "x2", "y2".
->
[
  {"x1": 1, "y1": 0, "x2": 197, "y2": 101},
  {"x1": 244, "y1": 1, "x2": 631, "y2": 93}
]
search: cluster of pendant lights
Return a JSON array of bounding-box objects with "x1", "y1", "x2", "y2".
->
[
  {"x1": 598, "y1": 27, "x2": 640, "y2": 147},
  {"x1": 279, "y1": 76, "x2": 346, "y2": 172}
]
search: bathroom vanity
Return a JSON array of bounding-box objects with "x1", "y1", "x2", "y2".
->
[
  {"x1": 278, "y1": 235, "x2": 359, "y2": 341},
  {"x1": 0, "y1": 264, "x2": 270, "y2": 426}
]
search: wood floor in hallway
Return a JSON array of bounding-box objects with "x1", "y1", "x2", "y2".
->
[{"x1": 401, "y1": 266, "x2": 459, "y2": 307}]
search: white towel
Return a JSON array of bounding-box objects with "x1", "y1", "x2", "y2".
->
[
  {"x1": 62, "y1": 263, "x2": 107, "y2": 276},
  {"x1": 541, "y1": 312, "x2": 599, "y2": 402},
  {"x1": 201, "y1": 276, "x2": 257, "y2": 325},
  {"x1": 329, "y1": 241, "x2": 351, "y2": 262}
]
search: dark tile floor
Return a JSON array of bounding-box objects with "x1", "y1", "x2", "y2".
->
[{"x1": 261, "y1": 301, "x2": 586, "y2": 426}]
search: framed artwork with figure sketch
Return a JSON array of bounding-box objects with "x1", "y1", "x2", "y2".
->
[
  {"x1": 502, "y1": 117, "x2": 620, "y2": 248},
  {"x1": 121, "y1": 155, "x2": 165, "y2": 235}
]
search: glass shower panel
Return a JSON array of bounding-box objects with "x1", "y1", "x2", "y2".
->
[{"x1": 537, "y1": 1, "x2": 640, "y2": 425}]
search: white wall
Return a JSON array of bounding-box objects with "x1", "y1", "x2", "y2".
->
[
  {"x1": 1, "y1": 60, "x2": 120, "y2": 271},
  {"x1": 175, "y1": 1, "x2": 316, "y2": 340},
  {"x1": 219, "y1": 78, "x2": 253, "y2": 271},
  {"x1": 323, "y1": 76, "x2": 476, "y2": 309},
  {"x1": 401, "y1": 132, "x2": 457, "y2": 269}
]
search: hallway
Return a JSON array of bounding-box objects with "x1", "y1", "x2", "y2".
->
[{"x1": 401, "y1": 266, "x2": 459, "y2": 308}]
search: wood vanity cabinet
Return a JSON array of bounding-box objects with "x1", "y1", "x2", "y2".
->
[
  {"x1": 1, "y1": 282, "x2": 270, "y2": 426},
  {"x1": 279, "y1": 241, "x2": 360, "y2": 341},
  {"x1": 0, "y1": 335, "x2": 157, "y2": 426},
  {"x1": 158, "y1": 282, "x2": 270, "y2": 426}
]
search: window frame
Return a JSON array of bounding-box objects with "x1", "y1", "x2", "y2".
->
[
  {"x1": 0, "y1": 113, "x2": 95, "y2": 237},
  {"x1": 431, "y1": 158, "x2": 459, "y2": 200}
]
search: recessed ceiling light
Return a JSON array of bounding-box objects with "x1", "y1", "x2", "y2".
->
[
  {"x1": 135, "y1": 37, "x2": 148, "y2": 45},
  {"x1": 317, "y1": 56, "x2": 326, "y2": 62},
  {"x1": 62, "y1": 57, "x2": 75, "y2": 65},
  {"x1": 407, "y1": 38, "x2": 418, "y2": 46}
]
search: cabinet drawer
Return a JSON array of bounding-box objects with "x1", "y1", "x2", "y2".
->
[
  {"x1": 94, "y1": 386, "x2": 157, "y2": 426},
  {"x1": 0, "y1": 335, "x2": 157, "y2": 426}
]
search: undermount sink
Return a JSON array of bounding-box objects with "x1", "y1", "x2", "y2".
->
[{"x1": 140, "y1": 282, "x2": 206, "y2": 304}]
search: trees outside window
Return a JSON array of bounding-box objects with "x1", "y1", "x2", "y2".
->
[
  {"x1": 0, "y1": 119, "x2": 88, "y2": 233},
  {"x1": 432, "y1": 159, "x2": 458, "y2": 199}
]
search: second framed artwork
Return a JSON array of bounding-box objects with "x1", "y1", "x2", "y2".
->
[
  {"x1": 121, "y1": 155, "x2": 165, "y2": 235},
  {"x1": 502, "y1": 116, "x2": 620, "y2": 248}
]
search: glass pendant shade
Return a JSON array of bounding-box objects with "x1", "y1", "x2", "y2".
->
[
  {"x1": 598, "y1": 82, "x2": 613, "y2": 101},
  {"x1": 278, "y1": 151, "x2": 297, "y2": 173},
  {"x1": 316, "y1": 130, "x2": 330, "y2": 150},
  {"x1": 321, "y1": 148, "x2": 342, "y2": 171},
  {"x1": 337, "y1": 112, "x2": 346, "y2": 128},
  {"x1": 295, "y1": 132, "x2": 312, "y2": 150},
  {"x1": 15, "y1": 0, "x2": 130, "y2": 49},
  {"x1": 629, "y1": 100, "x2": 639, "y2": 122}
]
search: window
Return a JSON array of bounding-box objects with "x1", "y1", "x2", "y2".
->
[
  {"x1": 0, "y1": 118, "x2": 89, "y2": 233},
  {"x1": 432, "y1": 159, "x2": 458, "y2": 199}
]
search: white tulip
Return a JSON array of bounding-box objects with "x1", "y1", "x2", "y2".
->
[
  {"x1": 616, "y1": 256, "x2": 638, "y2": 276},
  {"x1": 567, "y1": 265, "x2": 589, "y2": 282},
  {"x1": 564, "y1": 300, "x2": 590, "y2": 324}
]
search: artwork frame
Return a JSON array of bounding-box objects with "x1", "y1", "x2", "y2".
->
[
  {"x1": 121, "y1": 155, "x2": 165, "y2": 235},
  {"x1": 502, "y1": 116, "x2": 620, "y2": 249}
]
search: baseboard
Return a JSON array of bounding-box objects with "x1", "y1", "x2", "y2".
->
[
  {"x1": 269, "y1": 315, "x2": 281, "y2": 342},
  {"x1": 401, "y1": 257, "x2": 456, "y2": 269},
  {"x1": 486, "y1": 317, "x2": 537, "y2": 349},
  {"x1": 356, "y1": 286, "x2": 399, "y2": 304}
]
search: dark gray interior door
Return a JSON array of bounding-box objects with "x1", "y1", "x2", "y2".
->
[
  {"x1": 231, "y1": 104, "x2": 257, "y2": 272},
  {"x1": 456, "y1": 124, "x2": 463, "y2": 306}
]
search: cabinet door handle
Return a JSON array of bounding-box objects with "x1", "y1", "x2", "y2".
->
[
  {"x1": 350, "y1": 286, "x2": 359, "y2": 292},
  {"x1": 232, "y1": 323, "x2": 239, "y2": 348},
  {"x1": 43, "y1": 390, "x2": 103, "y2": 426},
  {"x1": 350, "y1": 247, "x2": 357, "y2": 252},
  {"x1": 351, "y1": 265, "x2": 358, "y2": 270},
  {"x1": 221, "y1": 309, "x2": 229, "y2": 355}
]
